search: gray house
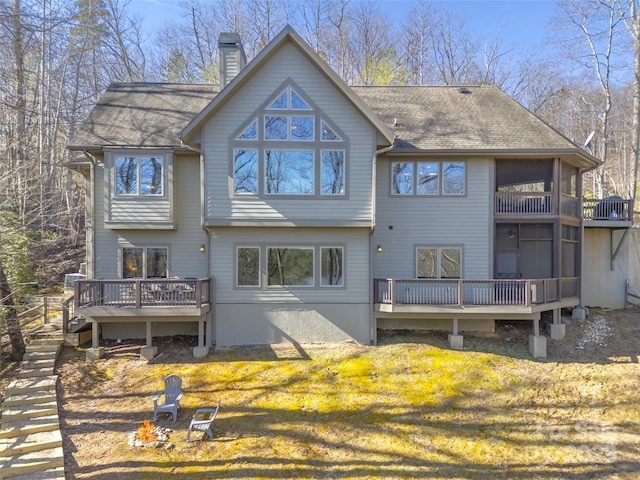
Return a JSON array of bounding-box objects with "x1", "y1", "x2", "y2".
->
[{"x1": 68, "y1": 26, "x2": 619, "y2": 360}]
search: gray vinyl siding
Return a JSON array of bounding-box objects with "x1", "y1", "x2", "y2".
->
[
  {"x1": 372, "y1": 156, "x2": 493, "y2": 280},
  {"x1": 103, "y1": 150, "x2": 174, "y2": 228},
  {"x1": 210, "y1": 227, "x2": 370, "y2": 304},
  {"x1": 202, "y1": 42, "x2": 376, "y2": 226},
  {"x1": 93, "y1": 154, "x2": 207, "y2": 279}
]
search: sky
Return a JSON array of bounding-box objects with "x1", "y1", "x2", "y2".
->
[{"x1": 130, "y1": 0, "x2": 557, "y2": 54}]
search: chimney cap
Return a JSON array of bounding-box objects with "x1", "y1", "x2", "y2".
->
[{"x1": 218, "y1": 32, "x2": 242, "y2": 46}]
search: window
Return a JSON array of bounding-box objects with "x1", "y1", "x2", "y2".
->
[
  {"x1": 236, "y1": 245, "x2": 344, "y2": 288},
  {"x1": 321, "y1": 247, "x2": 343, "y2": 286},
  {"x1": 237, "y1": 247, "x2": 260, "y2": 286},
  {"x1": 392, "y1": 161, "x2": 465, "y2": 196},
  {"x1": 416, "y1": 247, "x2": 461, "y2": 279},
  {"x1": 115, "y1": 156, "x2": 163, "y2": 196},
  {"x1": 233, "y1": 85, "x2": 346, "y2": 196},
  {"x1": 268, "y1": 247, "x2": 314, "y2": 286},
  {"x1": 265, "y1": 150, "x2": 314, "y2": 194},
  {"x1": 122, "y1": 247, "x2": 168, "y2": 278}
]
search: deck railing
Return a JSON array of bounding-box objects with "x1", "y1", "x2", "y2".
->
[
  {"x1": 495, "y1": 192, "x2": 552, "y2": 215},
  {"x1": 583, "y1": 198, "x2": 633, "y2": 222},
  {"x1": 374, "y1": 278, "x2": 561, "y2": 307},
  {"x1": 74, "y1": 278, "x2": 211, "y2": 309}
]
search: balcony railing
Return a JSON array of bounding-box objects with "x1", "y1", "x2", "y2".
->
[
  {"x1": 74, "y1": 278, "x2": 211, "y2": 309},
  {"x1": 495, "y1": 192, "x2": 552, "y2": 215},
  {"x1": 583, "y1": 198, "x2": 633, "y2": 222},
  {"x1": 374, "y1": 278, "x2": 565, "y2": 307}
]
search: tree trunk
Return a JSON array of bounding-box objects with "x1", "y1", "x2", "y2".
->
[{"x1": 0, "y1": 260, "x2": 25, "y2": 362}]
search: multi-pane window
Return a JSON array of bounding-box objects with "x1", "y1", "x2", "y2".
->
[
  {"x1": 391, "y1": 161, "x2": 465, "y2": 196},
  {"x1": 122, "y1": 247, "x2": 168, "y2": 278},
  {"x1": 115, "y1": 156, "x2": 163, "y2": 196},
  {"x1": 233, "y1": 86, "x2": 346, "y2": 196},
  {"x1": 416, "y1": 247, "x2": 461, "y2": 279},
  {"x1": 236, "y1": 245, "x2": 344, "y2": 288}
]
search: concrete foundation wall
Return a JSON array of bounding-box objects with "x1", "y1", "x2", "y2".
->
[
  {"x1": 214, "y1": 303, "x2": 371, "y2": 346},
  {"x1": 583, "y1": 228, "x2": 629, "y2": 309},
  {"x1": 97, "y1": 321, "x2": 199, "y2": 340},
  {"x1": 376, "y1": 317, "x2": 495, "y2": 333},
  {"x1": 626, "y1": 228, "x2": 640, "y2": 302}
]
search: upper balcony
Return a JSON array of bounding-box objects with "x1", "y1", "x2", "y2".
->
[{"x1": 583, "y1": 197, "x2": 633, "y2": 228}]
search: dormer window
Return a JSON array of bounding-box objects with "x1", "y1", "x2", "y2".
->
[{"x1": 232, "y1": 84, "x2": 346, "y2": 197}]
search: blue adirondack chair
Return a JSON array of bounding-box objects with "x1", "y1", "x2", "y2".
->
[{"x1": 153, "y1": 374, "x2": 183, "y2": 422}]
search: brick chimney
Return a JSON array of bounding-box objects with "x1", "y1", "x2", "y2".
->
[{"x1": 218, "y1": 33, "x2": 247, "y2": 89}]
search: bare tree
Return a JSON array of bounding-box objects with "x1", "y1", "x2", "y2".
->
[
  {"x1": 399, "y1": 0, "x2": 437, "y2": 85},
  {"x1": 617, "y1": 0, "x2": 640, "y2": 209},
  {"x1": 554, "y1": 0, "x2": 628, "y2": 197},
  {"x1": 0, "y1": 254, "x2": 24, "y2": 362}
]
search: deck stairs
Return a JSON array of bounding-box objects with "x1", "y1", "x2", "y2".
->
[{"x1": 0, "y1": 336, "x2": 65, "y2": 479}]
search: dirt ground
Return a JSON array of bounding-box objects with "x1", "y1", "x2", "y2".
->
[{"x1": 1, "y1": 307, "x2": 639, "y2": 478}]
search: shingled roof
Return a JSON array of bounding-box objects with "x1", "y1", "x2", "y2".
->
[
  {"x1": 352, "y1": 85, "x2": 582, "y2": 152},
  {"x1": 68, "y1": 83, "x2": 218, "y2": 150},
  {"x1": 68, "y1": 82, "x2": 596, "y2": 166}
]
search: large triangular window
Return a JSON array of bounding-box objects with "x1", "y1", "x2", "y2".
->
[{"x1": 232, "y1": 83, "x2": 347, "y2": 197}]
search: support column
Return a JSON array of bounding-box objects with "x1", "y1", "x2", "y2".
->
[
  {"x1": 140, "y1": 321, "x2": 157, "y2": 361},
  {"x1": 529, "y1": 315, "x2": 547, "y2": 358},
  {"x1": 193, "y1": 318, "x2": 209, "y2": 358},
  {"x1": 86, "y1": 321, "x2": 104, "y2": 360},
  {"x1": 448, "y1": 318, "x2": 464, "y2": 350},
  {"x1": 548, "y1": 308, "x2": 565, "y2": 340}
]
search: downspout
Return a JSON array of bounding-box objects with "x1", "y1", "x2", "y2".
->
[
  {"x1": 369, "y1": 137, "x2": 396, "y2": 345},
  {"x1": 371, "y1": 137, "x2": 397, "y2": 231},
  {"x1": 180, "y1": 139, "x2": 214, "y2": 347},
  {"x1": 82, "y1": 150, "x2": 97, "y2": 279},
  {"x1": 180, "y1": 140, "x2": 209, "y2": 277}
]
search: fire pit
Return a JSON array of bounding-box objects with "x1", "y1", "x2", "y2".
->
[{"x1": 128, "y1": 420, "x2": 171, "y2": 448}]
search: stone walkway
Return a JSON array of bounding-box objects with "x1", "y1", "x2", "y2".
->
[{"x1": 0, "y1": 336, "x2": 65, "y2": 479}]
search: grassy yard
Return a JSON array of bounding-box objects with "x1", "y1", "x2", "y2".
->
[{"x1": 56, "y1": 317, "x2": 640, "y2": 479}]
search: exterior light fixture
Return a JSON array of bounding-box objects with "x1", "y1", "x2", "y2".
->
[
  {"x1": 200, "y1": 245, "x2": 206, "y2": 253},
  {"x1": 377, "y1": 245, "x2": 382, "y2": 253}
]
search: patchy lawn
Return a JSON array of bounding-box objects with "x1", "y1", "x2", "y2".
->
[{"x1": 48, "y1": 310, "x2": 640, "y2": 478}]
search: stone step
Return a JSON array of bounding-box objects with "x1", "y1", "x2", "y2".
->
[
  {"x1": 4, "y1": 392, "x2": 57, "y2": 408},
  {"x1": 4, "y1": 466, "x2": 65, "y2": 480},
  {"x1": 29, "y1": 336, "x2": 63, "y2": 344},
  {"x1": 6, "y1": 376, "x2": 57, "y2": 395},
  {"x1": 2, "y1": 402, "x2": 58, "y2": 422},
  {"x1": 24, "y1": 344, "x2": 59, "y2": 353},
  {"x1": 0, "y1": 429, "x2": 62, "y2": 457},
  {"x1": 16, "y1": 367, "x2": 55, "y2": 379},
  {"x1": 22, "y1": 351, "x2": 57, "y2": 361},
  {"x1": 20, "y1": 358, "x2": 56, "y2": 369},
  {"x1": 0, "y1": 417, "x2": 59, "y2": 440},
  {"x1": 0, "y1": 446, "x2": 64, "y2": 479}
]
